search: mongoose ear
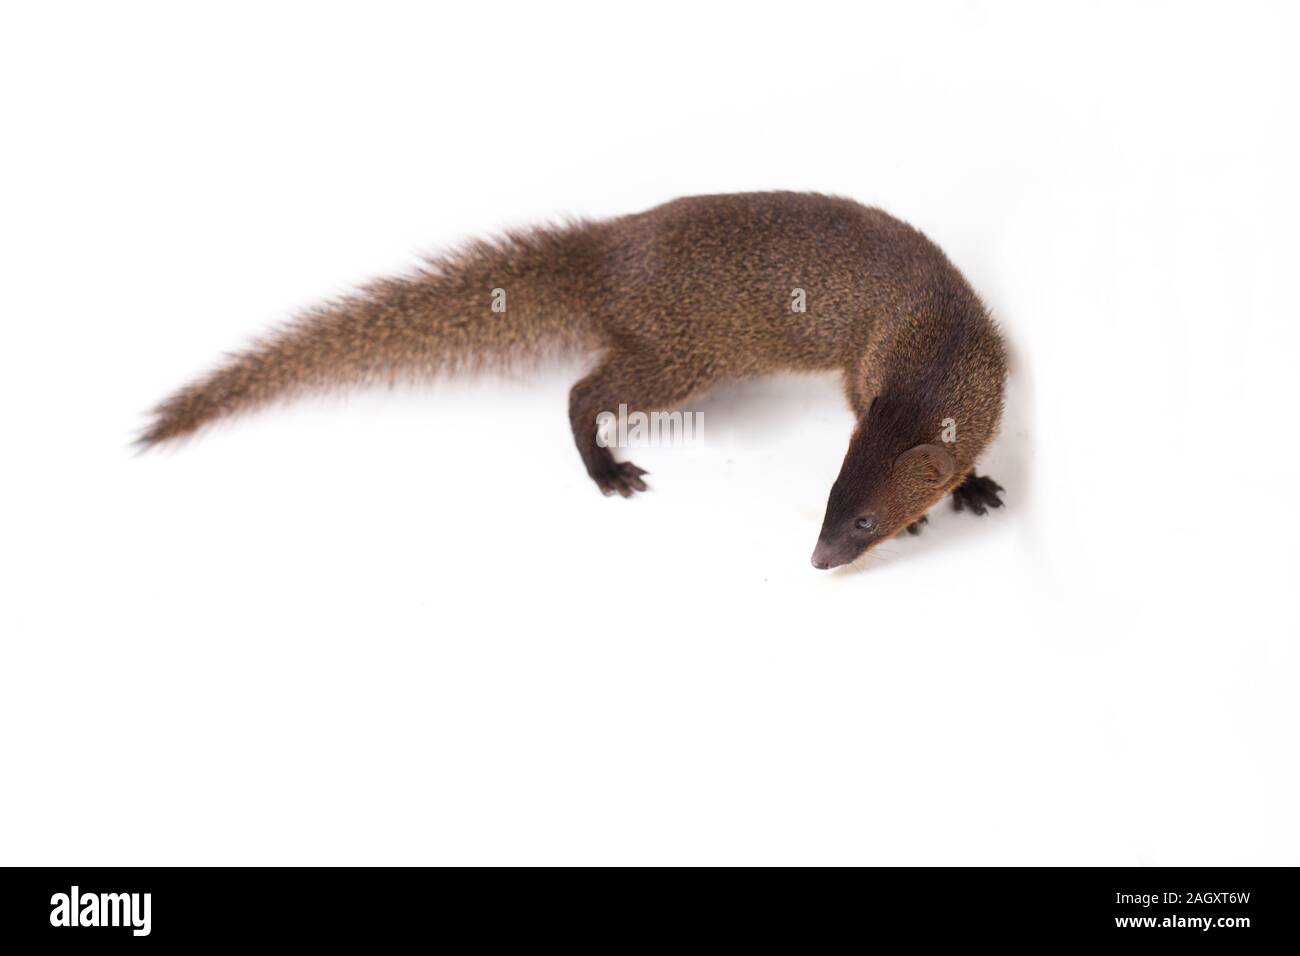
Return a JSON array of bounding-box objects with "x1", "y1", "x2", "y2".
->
[{"x1": 896, "y1": 443, "x2": 956, "y2": 486}]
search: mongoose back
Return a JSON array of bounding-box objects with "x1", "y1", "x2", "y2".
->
[{"x1": 140, "y1": 191, "x2": 1007, "y2": 569}]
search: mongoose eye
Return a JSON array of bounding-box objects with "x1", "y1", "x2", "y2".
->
[{"x1": 854, "y1": 516, "x2": 875, "y2": 532}]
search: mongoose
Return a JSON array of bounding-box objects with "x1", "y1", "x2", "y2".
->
[{"x1": 139, "y1": 191, "x2": 1007, "y2": 569}]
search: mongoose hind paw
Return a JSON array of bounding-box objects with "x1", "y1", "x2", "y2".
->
[
  {"x1": 593, "y1": 462, "x2": 650, "y2": 498},
  {"x1": 952, "y1": 473, "x2": 1004, "y2": 516}
]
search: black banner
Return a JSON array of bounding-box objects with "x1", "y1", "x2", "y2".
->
[{"x1": 1, "y1": 867, "x2": 1294, "y2": 945}]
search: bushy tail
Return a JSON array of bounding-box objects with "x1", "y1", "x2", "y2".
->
[{"x1": 137, "y1": 223, "x2": 603, "y2": 447}]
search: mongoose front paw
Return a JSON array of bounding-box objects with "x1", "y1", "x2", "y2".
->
[
  {"x1": 904, "y1": 515, "x2": 929, "y2": 536},
  {"x1": 952, "y1": 473, "x2": 1004, "y2": 515},
  {"x1": 593, "y1": 461, "x2": 650, "y2": 498}
]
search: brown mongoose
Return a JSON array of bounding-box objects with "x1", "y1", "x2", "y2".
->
[{"x1": 139, "y1": 191, "x2": 1007, "y2": 569}]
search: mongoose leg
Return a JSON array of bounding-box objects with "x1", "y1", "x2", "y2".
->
[
  {"x1": 951, "y1": 472, "x2": 1004, "y2": 515},
  {"x1": 568, "y1": 354, "x2": 697, "y2": 497},
  {"x1": 904, "y1": 515, "x2": 929, "y2": 535}
]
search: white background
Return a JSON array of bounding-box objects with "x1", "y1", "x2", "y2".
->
[{"x1": 2, "y1": 1, "x2": 1297, "y2": 865}]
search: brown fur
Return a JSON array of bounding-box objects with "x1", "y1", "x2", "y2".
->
[
  {"x1": 137, "y1": 226, "x2": 606, "y2": 445},
  {"x1": 140, "y1": 192, "x2": 1007, "y2": 566}
]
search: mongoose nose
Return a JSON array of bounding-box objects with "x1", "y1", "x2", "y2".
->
[{"x1": 812, "y1": 556, "x2": 831, "y2": 570}]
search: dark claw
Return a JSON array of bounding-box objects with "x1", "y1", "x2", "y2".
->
[
  {"x1": 905, "y1": 515, "x2": 929, "y2": 536},
  {"x1": 951, "y1": 473, "x2": 1004, "y2": 516},
  {"x1": 594, "y1": 461, "x2": 651, "y2": 498}
]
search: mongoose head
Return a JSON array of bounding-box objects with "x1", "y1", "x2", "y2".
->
[
  {"x1": 811, "y1": 412, "x2": 958, "y2": 570},
  {"x1": 811, "y1": 306, "x2": 1006, "y2": 571}
]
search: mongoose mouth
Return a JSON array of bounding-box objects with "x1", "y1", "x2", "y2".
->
[{"x1": 811, "y1": 539, "x2": 862, "y2": 570}]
